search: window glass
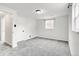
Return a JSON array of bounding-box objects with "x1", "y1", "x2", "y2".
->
[
  {"x1": 45, "y1": 20, "x2": 54, "y2": 29},
  {"x1": 72, "y1": 3, "x2": 79, "y2": 32}
]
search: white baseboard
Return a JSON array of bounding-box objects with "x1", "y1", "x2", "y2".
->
[{"x1": 35, "y1": 36, "x2": 68, "y2": 42}]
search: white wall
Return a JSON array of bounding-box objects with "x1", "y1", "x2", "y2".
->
[
  {"x1": 0, "y1": 16, "x2": 1, "y2": 41},
  {"x1": 37, "y1": 16, "x2": 68, "y2": 41},
  {"x1": 69, "y1": 5, "x2": 79, "y2": 56},
  {"x1": 5, "y1": 15, "x2": 13, "y2": 45},
  {"x1": 13, "y1": 15, "x2": 37, "y2": 46}
]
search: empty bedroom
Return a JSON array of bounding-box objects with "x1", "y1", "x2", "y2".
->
[{"x1": 0, "y1": 3, "x2": 78, "y2": 56}]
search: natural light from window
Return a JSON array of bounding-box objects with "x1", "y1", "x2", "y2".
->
[
  {"x1": 72, "y1": 3, "x2": 79, "y2": 32},
  {"x1": 45, "y1": 20, "x2": 54, "y2": 29}
]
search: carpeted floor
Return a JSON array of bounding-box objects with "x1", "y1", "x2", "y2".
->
[{"x1": 0, "y1": 37, "x2": 71, "y2": 56}]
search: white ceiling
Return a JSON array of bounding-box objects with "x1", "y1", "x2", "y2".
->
[{"x1": 0, "y1": 3, "x2": 69, "y2": 19}]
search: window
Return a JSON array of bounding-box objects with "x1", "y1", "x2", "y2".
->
[
  {"x1": 45, "y1": 20, "x2": 54, "y2": 29},
  {"x1": 72, "y1": 3, "x2": 79, "y2": 32}
]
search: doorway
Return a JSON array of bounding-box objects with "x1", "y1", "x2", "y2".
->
[{"x1": 0, "y1": 13, "x2": 13, "y2": 46}]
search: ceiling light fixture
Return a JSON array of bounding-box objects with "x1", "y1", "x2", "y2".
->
[{"x1": 35, "y1": 9, "x2": 43, "y2": 14}]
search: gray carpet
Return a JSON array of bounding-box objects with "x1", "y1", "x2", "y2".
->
[{"x1": 0, "y1": 37, "x2": 71, "y2": 56}]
